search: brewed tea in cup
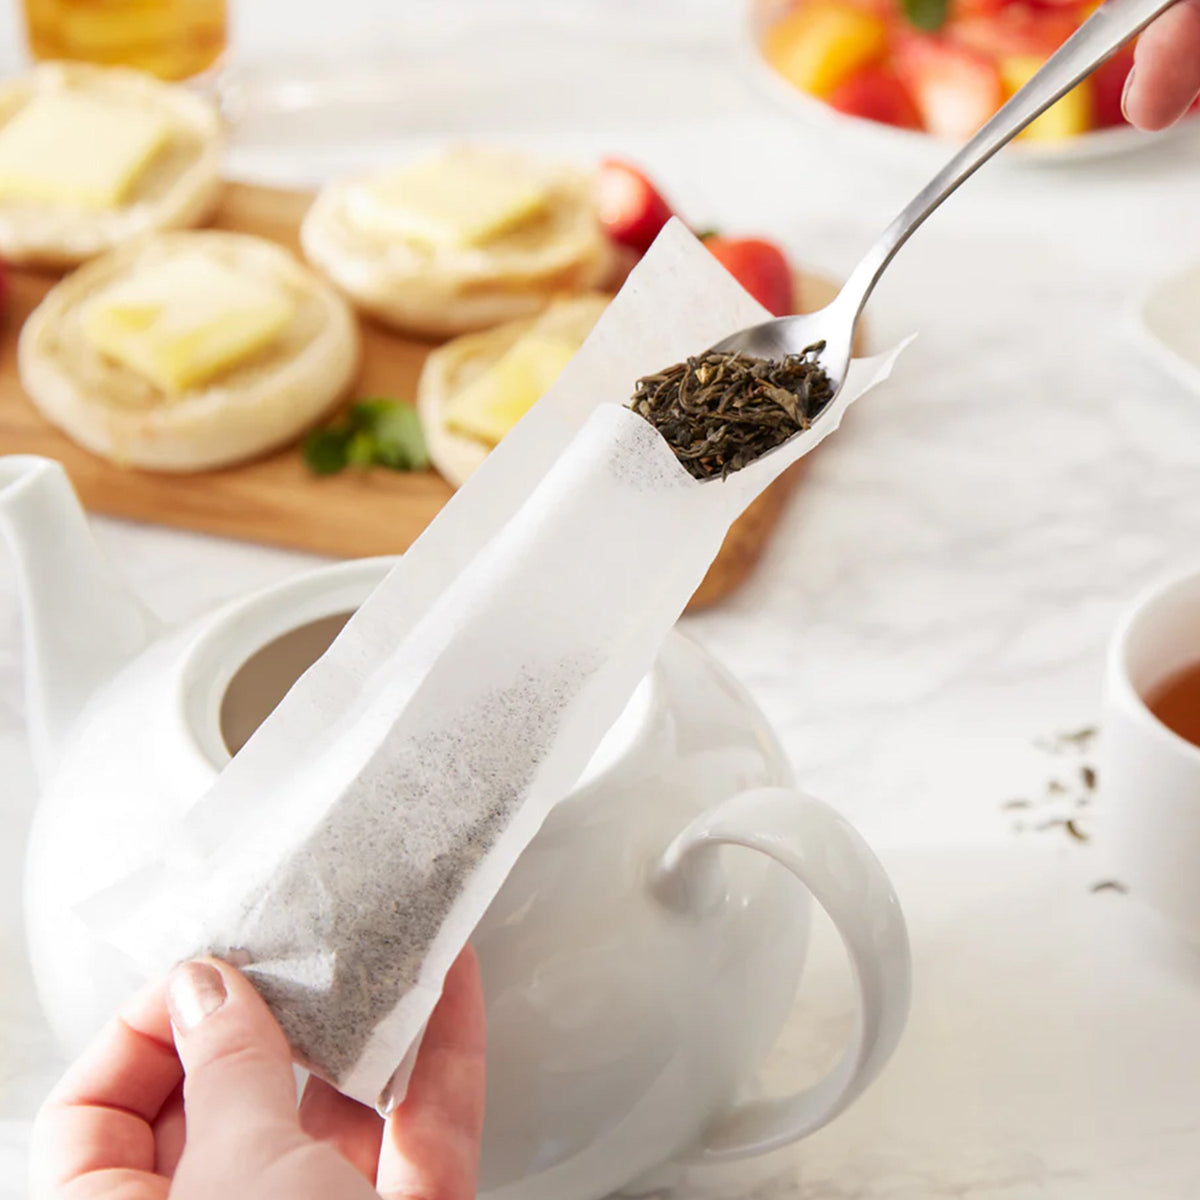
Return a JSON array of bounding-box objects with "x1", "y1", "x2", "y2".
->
[{"x1": 1103, "y1": 567, "x2": 1200, "y2": 943}]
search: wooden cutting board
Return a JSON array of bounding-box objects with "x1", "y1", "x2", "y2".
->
[{"x1": 0, "y1": 182, "x2": 847, "y2": 610}]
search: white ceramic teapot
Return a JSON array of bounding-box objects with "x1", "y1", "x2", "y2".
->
[{"x1": 1, "y1": 455, "x2": 910, "y2": 1200}]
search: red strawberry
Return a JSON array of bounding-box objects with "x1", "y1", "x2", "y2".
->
[
  {"x1": 1089, "y1": 44, "x2": 1134, "y2": 127},
  {"x1": 952, "y1": 0, "x2": 1021, "y2": 16},
  {"x1": 594, "y1": 158, "x2": 674, "y2": 256},
  {"x1": 894, "y1": 35, "x2": 1004, "y2": 140},
  {"x1": 705, "y1": 237, "x2": 794, "y2": 316},
  {"x1": 828, "y1": 65, "x2": 922, "y2": 128},
  {"x1": 948, "y1": 7, "x2": 1077, "y2": 58}
]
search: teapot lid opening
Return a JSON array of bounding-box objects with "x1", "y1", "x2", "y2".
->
[{"x1": 208, "y1": 601, "x2": 660, "y2": 804}]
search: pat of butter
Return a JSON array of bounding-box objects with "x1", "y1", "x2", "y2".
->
[
  {"x1": 81, "y1": 253, "x2": 295, "y2": 394},
  {"x1": 347, "y1": 151, "x2": 551, "y2": 249},
  {"x1": 445, "y1": 334, "x2": 578, "y2": 446},
  {"x1": 0, "y1": 92, "x2": 172, "y2": 209}
]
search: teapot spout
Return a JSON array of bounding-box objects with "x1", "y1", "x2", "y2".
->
[{"x1": 0, "y1": 457, "x2": 159, "y2": 783}]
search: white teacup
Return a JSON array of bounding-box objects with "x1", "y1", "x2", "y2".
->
[{"x1": 1103, "y1": 566, "x2": 1200, "y2": 942}]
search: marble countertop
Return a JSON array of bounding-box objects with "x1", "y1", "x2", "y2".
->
[{"x1": 4, "y1": 3, "x2": 1200, "y2": 1196}]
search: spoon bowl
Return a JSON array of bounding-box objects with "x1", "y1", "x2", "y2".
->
[{"x1": 709, "y1": 298, "x2": 856, "y2": 395}]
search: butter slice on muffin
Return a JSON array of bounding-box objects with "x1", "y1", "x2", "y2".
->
[
  {"x1": 301, "y1": 146, "x2": 615, "y2": 339},
  {"x1": 19, "y1": 230, "x2": 360, "y2": 471}
]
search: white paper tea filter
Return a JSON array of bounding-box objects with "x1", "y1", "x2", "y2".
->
[{"x1": 84, "y1": 220, "x2": 905, "y2": 1111}]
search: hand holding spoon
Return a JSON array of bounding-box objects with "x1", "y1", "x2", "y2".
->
[{"x1": 712, "y1": 0, "x2": 1178, "y2": 383}]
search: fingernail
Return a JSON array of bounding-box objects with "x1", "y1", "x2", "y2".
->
[
  {"x1": 1121, "y1": 65, "x2": 1137, "y2": 123},
  {"x1": 167, "y1": 961, "x2": 227, "y2": 1034}
]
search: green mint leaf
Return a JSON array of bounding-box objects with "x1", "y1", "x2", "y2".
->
[
  {"x1": 303, "y1": 427, "x2": 351, "y2": 475},
  {"x1": 349, "y1": 398, "x2": 398, "y2": 427},
  {"x1": 345, "y1": 429, "x2": 378, "y2": 468},
  {"x1": 303, "y1": 398, "x2": 428, "y2": 475},
  {"x1": 902, "y1": 0, "x2": 948, "y2": 32},
  {"x1": 354, "y1": 398, "x2": 429, "y2": 472}
]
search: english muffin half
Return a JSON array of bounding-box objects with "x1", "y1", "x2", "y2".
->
[
  {"x1": 301, "y1": 146, "x2": 615, "y2": 340},
  {"x1": 417, "y1": 293, "x2": 609, "y2": 487},
  {"x1": 19, "y1": 230, "x2": 360, "y2": 471},
  {"x1": 0, "y1": 63, "x2": 223, "y2": 268}
]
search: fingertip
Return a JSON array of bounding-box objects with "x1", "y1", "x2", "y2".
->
[
  {"x1": 165, "y1": 960, "x2": 228, "y2": 1036},
  {"x1": 1122, "y1": 69, "x2": 1181, "y2": 132},
  {"x1": 426, "y1": 946, "x2": 486, "y2": 1054},
  {"x1": 168, "y1": 956, "x2": 288, "y2": 1052},
  {"x1": 1120, "y1": 65, "x2": 1139, "y2": 126},
  {"x1": 169, "y1": 957, "x2": 300, "y2": 1138},
  {"x1": 299, "y1": 1075, "x2": 384, "y2": 1182},
  {"x1": 376, "y1": 947, "x2": 486, "y2": 1200},
  {"x1": 1126, "y1": 1, "x2": 1200, "y2": 131}
]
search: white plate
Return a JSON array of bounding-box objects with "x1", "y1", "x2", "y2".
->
[
  {"x1": 1130, "y1": 262, "x2": 1200, "y2": 396},
  {"x1": 742, "y1": 0, "x2": 1177, "y2": 168}
]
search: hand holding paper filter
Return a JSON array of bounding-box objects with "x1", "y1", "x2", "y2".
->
[{"x1": 83, "y1": 221, "x2": 905, "y2": 1110}]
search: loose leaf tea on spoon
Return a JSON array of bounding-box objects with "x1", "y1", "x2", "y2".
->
[{"x1": 630, "y1": 343, "x2": 835, "y2": 480}]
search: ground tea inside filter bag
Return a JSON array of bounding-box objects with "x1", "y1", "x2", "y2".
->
[{"x1": 214, "y1": 661, "x2": 581, "y2": 1087}]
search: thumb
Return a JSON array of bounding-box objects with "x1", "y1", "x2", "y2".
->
[{"x1": 167, "y1": 958, "x2": 301, "y2": 1149}]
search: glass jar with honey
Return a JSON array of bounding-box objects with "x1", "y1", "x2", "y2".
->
[{"x1": 22, "y1": 0, "x2": 228, "y2": 82}]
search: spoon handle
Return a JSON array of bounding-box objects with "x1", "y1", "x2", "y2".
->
[{"x1": 839, "y1": 0, "x2": 1177, "y2": 322}]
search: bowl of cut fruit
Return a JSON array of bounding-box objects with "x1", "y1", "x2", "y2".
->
[{"x1": 748, "y1": 0, "x2": 1194, "y2": 162}]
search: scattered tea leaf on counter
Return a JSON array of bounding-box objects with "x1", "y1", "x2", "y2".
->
[
  {"x1": 902, "y1": 0, "x2": 949, "y2": 32},
  {"x1": 303, "y1": 398, "x2": 428, "y2": 476},
  {"x1": 1007, "y1": 727, "x2": 1101, "y2": 848},
  {"x1": 1008, "y1": 728, "x2": 1106, "y2": 878},
  {"x1": 1064, "y1": 818, "x2": 1088, "y2": 842},
  {"x1": 1036, "y1": 726, "x2": 1099, "y2": 754},
  {"x1": 1091, "y1": 880, "x2": 1129, "y2": 894}
]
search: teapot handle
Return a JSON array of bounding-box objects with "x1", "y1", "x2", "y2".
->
[{"x1": 652, "y1": 786, "x2": 911, "y2": 1162}]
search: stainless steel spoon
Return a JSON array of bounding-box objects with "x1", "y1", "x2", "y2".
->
[{"x1": 712, "y1": 0, "x2": 1177, "y2": 382}]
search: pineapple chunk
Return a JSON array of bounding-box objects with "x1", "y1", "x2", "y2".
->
[
  {"x1": 81, "y1": 253, "x2": 295, "y2": 394},
  {"x1": 445, "y1": 335, "x2": 579, "y2": 446},
  {"x1": 763, "y1": 2, "x2": 888, "y2": 99},
  {"x1": 346, "y1": 149, "x2": 552, "y2": 249},
  {"x1": 1001, "y1": 56, "x2": 1093, "y2": 141},
  {"x1": 0, "y1": 92, "x2": 171, "y2": 210}
]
